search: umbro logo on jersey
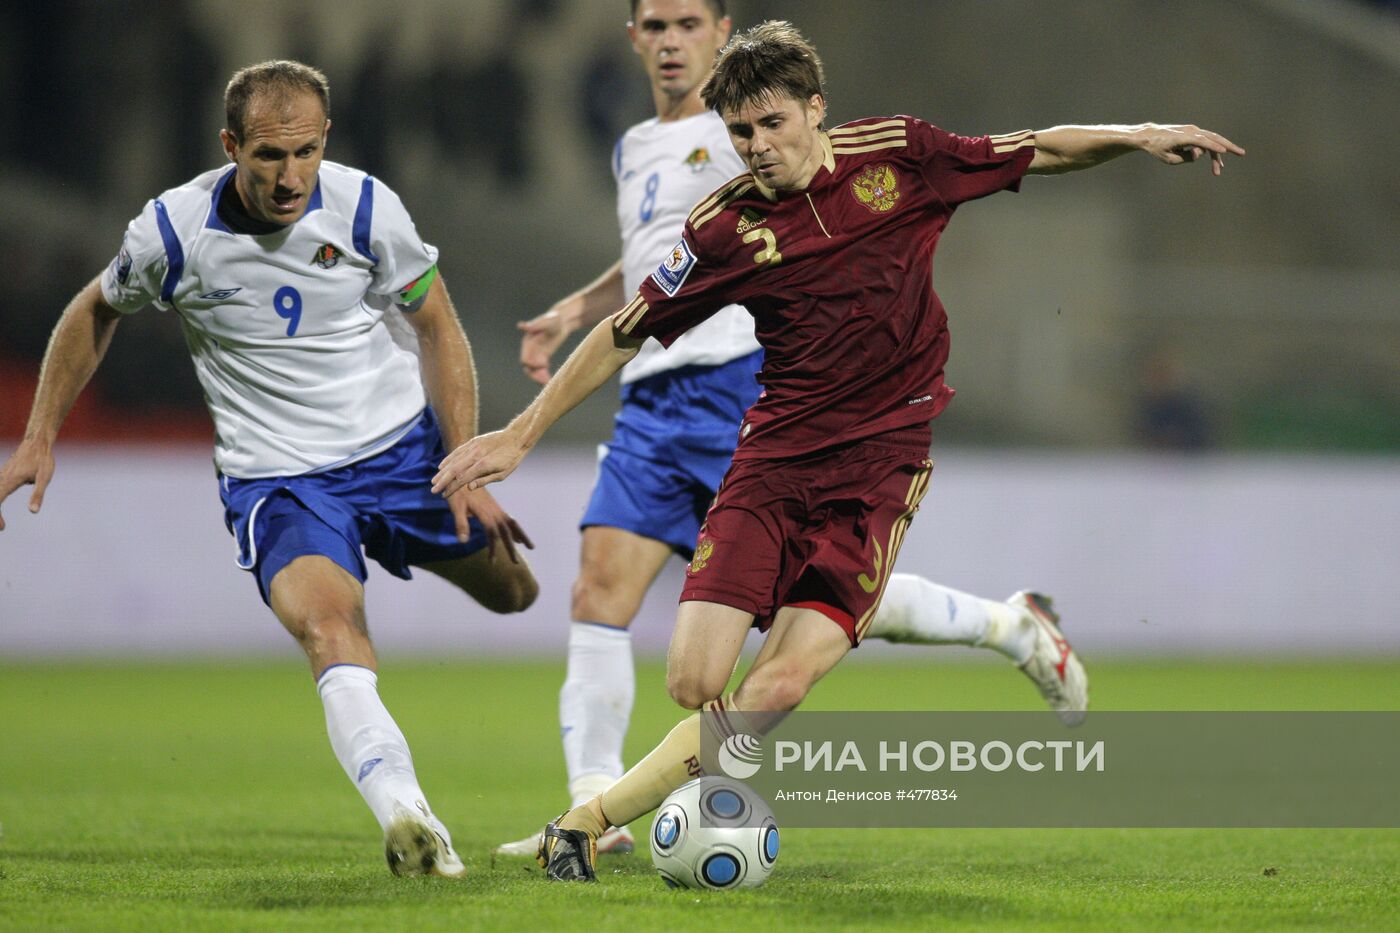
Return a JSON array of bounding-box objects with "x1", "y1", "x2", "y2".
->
[
  {"x1": 684, "y1": 147, "x2": 711, "y2": 173},
  {"x1": 310, "y1": 243, "x2": 343, "y2": 269},
  {"x1": 735, "y1": 207, "x2": 767, "y2": 234},
  {"x1": 198, "y1": 287, "x2": 242, "y2": 300}
]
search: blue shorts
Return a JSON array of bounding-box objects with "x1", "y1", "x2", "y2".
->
[
  {"x1": 582, "y1": 349, "x2": 763, "y2": 557},
  {"x1": 219, "y1": 408, "x2": 487, "y2": 604}
]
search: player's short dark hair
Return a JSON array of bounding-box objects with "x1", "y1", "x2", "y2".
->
[
  {"x1": 224, "y1": 60, "x2": 330, "y2": 142},
  {"x1": 629, "y1": 0, "x2": 726, "y2": 21},
  {"x1": 701, "y1": 21, "x2": 825, "y2": 115}
]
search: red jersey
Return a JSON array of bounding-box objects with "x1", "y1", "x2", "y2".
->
[{"x1": 613, "y1": 116, "x2": 1035, "y2": 460}]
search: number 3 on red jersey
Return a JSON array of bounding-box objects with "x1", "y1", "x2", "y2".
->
[{"x1": 742, "y1": 228, "x2": 783, "y2": 267}]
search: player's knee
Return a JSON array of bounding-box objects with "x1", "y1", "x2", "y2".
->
[
  {"x1": 667, "y1": 666, "x2": 728, "y2": 710},
  {"x1": 571, "y1": 570, "x2": 638, "y2": 626},
  {"x1": 740, "y1": 664, "x2": 813, "y2": 713},
  {"x1": 479, "y1": 567, "x2": 539, "y2": 614},
  {"x1": 293, "y1": 603, "x2": 367, "y2": 657}
]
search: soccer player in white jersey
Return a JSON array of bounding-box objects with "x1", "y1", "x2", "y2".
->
[
  {"x1": 0, "y1": 61, "x2": 538, "y2": 878},
  {"x1": 497, "y1": 0, "x2": 1088, "y2": 857}
]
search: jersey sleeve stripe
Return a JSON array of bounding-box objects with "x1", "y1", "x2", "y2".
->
[
  {"x1": 829, "y1": 118, "x2": 906, "y2": 136},
  {"x1": 989, "y1": 130, "x2": 1035, "y2": 144},
  {"x1": 831, "y1": 139, "x2": 908, "y2": 155},
  {"x1": 612, "y1": 293, "x2": 650, "y2": 335},
  {"x1": 686, "y1": 177, "x2": 743, "y2": 224},
  {"x1": 991, "y1": 137, "x2": 1037, "y2": 153},
  {"x1": 153, "y1": 198, "x2": 185, "y2": 304},
  {"x1": 692, "y1": 181, "x2": 755, "y2": 231},
  {"x1": 352, "y1": 176, "x2": 380, "y2": 266},
  {"x1": 828, "y1": 127, "x2": 907, "y2": 144},
  {"x1": 687, "y1": 176, "x2": 753, "y2": 227}
]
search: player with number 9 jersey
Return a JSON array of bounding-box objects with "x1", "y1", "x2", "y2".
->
[
  {"x1": 3, "y1": 59, "x2": 541, "y2": 880},
  {"x1": 101, "y1": 161, "x2": 435, "y2": 479}
]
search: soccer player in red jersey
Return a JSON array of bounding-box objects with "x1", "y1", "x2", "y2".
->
[{"x1": 433, "y1": 21, "x2": 1244, "y2": 881}]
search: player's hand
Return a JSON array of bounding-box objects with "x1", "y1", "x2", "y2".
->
[
  {"x1": 518, "y1": 305, "x2": 574, "y2": 385},
  {"x1": 447, "y1": 485, "x2": 534, "y2": 563},
  {"x1": 432, "y1": 428, "x2": 530, "y2": 499},
  {"x1": 1139, "y1": 124, "x2": 1245, "y2": 176},
  {"x1": 0, "y1": 440, "x2": 56, "y2": 532}
]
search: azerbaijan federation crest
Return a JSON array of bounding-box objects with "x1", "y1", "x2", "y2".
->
[{"x1": 851, "y1": 164, "x2": 901, "y2": 213}]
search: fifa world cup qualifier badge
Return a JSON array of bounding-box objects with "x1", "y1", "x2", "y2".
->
[
  {"x1": 652, "y1": 238, "x2": 697, "y2": 297},
  {"x1": 112, "y1": 245, "x2": 134, "y2": 285}
]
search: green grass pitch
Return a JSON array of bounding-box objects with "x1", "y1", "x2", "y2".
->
[{"x1": 2, "y1": 658, "x2": 1398, "y2": 931}]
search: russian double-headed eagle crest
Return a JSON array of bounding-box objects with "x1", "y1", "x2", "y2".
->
[
  {"x1": 688, "y1": 538, "x2": 715, "y2": 574},
  {"x1": 851, "y1": 163, "x2": 901, "y2": 213}
]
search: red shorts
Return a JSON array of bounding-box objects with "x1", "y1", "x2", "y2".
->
[{"x1": 680, "y1": 429, "x2": 934, "y2": 646}]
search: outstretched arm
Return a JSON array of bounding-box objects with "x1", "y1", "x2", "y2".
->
[
  {"x1": 518, "y1": 260, "x2": 626, "y2": 385},
  {"x1": 433, "y1": 318, "x2": 644, "y2": 497},
  {"x1": 0, "y1": 276, "x2": 120, "y2": 530},
  {"x1": 1028, "y1": 123, "x2": 1244, "y2": 176},
  {"x1": 406, "y1": 274, "x2": 532, "y2": 560}
]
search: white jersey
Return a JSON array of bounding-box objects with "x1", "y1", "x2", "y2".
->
[
  {"x1": 614, "y1": 110, "x2": 759, "y2": 384},
  {"x1": 100, "y1": 161, "x2": 436, "y2": 479}
]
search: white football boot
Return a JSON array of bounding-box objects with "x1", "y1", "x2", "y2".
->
[
  {"x1": 384, "y1": 803, "x2": 466, "y2": 878},
  {"x1": 1009, "y1": 591, "x2": 1088, "y2": 727},
  {"x1": 495, "y1": 824, "x2": 634, "y2": 858}
]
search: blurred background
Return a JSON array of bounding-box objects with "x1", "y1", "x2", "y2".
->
[{"x1": 1, "y1": 0, "x2": 1397, "y2": 659}]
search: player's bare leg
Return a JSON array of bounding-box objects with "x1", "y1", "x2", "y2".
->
[
  {"x1": 270, "y1": 556, "x2": 465, "y2": 877},
  {"x1": 866, "y1": 574, "x2": 1088, "y2": 724},
  {"x1": 664, "y1": 599, "x2": 757, "y2": 710},
  {"x1": 495, "y1": 526, "x2": 671, "y2": 857},
  {"x1": 419, "y1": 545, "x2": 539, "y2": 616},
  {"x1": 729, "y1": 604, "x2": 853, "y2": 712}
]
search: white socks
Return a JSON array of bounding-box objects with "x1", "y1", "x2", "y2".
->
[
  {"x1": 559, "y1": 622, "x2": 634, "y2": 807},
  {"x1": 317, "y1": 664, "x2": 438, "y2": 833},
  {"x1": 867, "y1": 573, "x2": 1036, "y2": 663}
]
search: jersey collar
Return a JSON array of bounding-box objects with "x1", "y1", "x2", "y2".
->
[{"x1": 205, "y1": 167, "x2": 324, "y2": 233}]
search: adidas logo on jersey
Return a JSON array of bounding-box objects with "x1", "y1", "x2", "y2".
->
[{"x1": 736, "y1": 207, "x2": 767, "y2": 234}]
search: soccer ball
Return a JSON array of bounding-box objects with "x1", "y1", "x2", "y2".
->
[{"x1": 649, "y1": 776, "x2": 779, "y2": 890}]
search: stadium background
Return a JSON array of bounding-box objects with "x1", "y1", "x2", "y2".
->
[{"x1": 1, "y1": 0, "x2": 1397, "y2": 659}]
